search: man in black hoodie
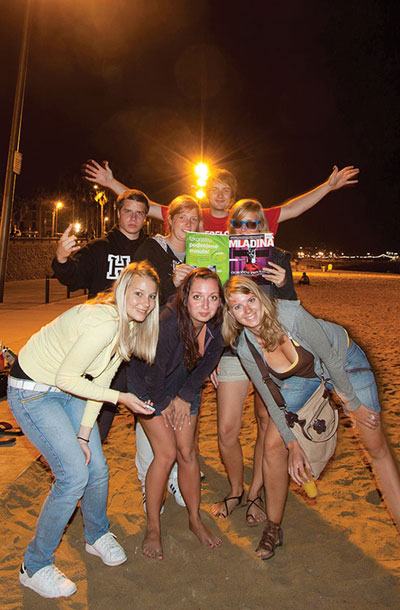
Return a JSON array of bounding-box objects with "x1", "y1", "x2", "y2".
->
[
  {"x1": 52, "y1": 189, "x2": 149, "y2": 299},
  {"x1": 51, "y1": 189, "x2": 150, "y2": 442}
]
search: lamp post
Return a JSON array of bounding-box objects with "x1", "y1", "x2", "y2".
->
[
  {"x1": 51, "y1": 201, "x2": 63, "y2": 237},
  {"x1": 0, "y1": 0, "x2": 33, "y2": 302},
  {"x1": 94, "y1": 189, "x2": 107, "y2": 237}
]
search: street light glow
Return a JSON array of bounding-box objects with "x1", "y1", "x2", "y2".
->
[
  {"x1": 194, "y1": 162, "x2": 209, "y2": 187},
  {"x1": 196, "y1": 189, "x2": 206, "y2": 200},
  {"x1": 74, "y1": 222, "x2": 81, "y2": 232}
]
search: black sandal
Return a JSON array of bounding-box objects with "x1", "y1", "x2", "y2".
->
[
  {"x1": 0, "y1": 436, "x2": 16, "y2": 447},
  {"x1": 216, "y1": 490, "x2": 245, "y2": 518},
  {"x1": 256, "y1": 520, "x2": 283, "y2": 560},
  {"x1": 0, "y1": 421, "x2": 23, "y2": 436},
  {"x1": 246, "y1": 496, "x2": 267, "y2": 527}
]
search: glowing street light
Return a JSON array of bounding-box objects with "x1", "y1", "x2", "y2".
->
[
  {"x1": 74, "y1": 222, "x2": 81, "y2": 233},
  {"x1": 196, "y1": 189, "x2": 206, "y2": 200},
  {"x1": 52, "y1": 201, "x2": 63, "y2": 236},
  {"x1": 194, "y1": 162, "x2": 209, "y2": 187}
]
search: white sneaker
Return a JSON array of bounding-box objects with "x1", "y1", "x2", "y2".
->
[
  {"x1": 85, "y1": 532, "x2": 127, "y2": 567},
  {"x1": 168, "y1": 478, "x2": 186, "y2": 507},
  {"x1": 142, "y1": 485, "x2": 165, "y2": 515},
  {"x1": 19, "y1": 563, "x2": 77, "y2": 598}
]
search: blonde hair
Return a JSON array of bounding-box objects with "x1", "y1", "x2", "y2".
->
[
  {"x1": 222, "y1": 276, "x2": 284, "y2": 351},
  {"x1": 229, "y1": 199, "x2": 269, "y2": 233},
  {"x1": 88, "y1": 261, "x2": 160, "y2": 364}
]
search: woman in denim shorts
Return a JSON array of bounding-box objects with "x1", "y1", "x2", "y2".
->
[
  {"x1": 224, "y1": 275, "x2": 400, "y2": 560},
  {"x1": 7, "y1": 262, "x2": 159, "y2": 598},
  {"x1": 127, "y1": 269, "x2": 226, "y2": 560}
]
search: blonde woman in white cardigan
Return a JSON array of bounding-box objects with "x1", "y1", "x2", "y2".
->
[{"x1": 7, "y1": 261, "x2": 159, "y2": 599}]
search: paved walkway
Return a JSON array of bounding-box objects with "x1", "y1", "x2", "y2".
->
[{"x1": 0, "y1": 279, "x2": 87, "y2": 490}]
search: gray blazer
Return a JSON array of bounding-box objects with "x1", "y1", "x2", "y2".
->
[{"x1": 236, "y1": 300, "x2": 362, "y2": 447}]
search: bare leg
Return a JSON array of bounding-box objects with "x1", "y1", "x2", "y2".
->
[
  {"x1": 258, "y1": 420, "x2": 289, "y2": 559},
  {"x1": 139, "y1": 417, "x2": 176, "y2": 560},
  {"x1": 176, "y1": 415, "x2": 222, "y2": 548},
  {"x1": 246, "y1": 390, "x2": 269, "y2": 525},
  {"x1": 212, "y1": 379, "x2": 249, "y2": 517},
  {"x1": 355, "y1": 417, "x2": 400, "y2": 527}
]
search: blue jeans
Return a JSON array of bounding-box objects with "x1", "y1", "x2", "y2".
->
[
  {"x1": 7, "y1": 385, "x2": 109, "y2": 576},
  {"x1": 276, "y1": 341, "x2": 380, "y2": 413}
]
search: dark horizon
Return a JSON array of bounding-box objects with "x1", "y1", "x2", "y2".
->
[{"x1": 1, "y1": 0, "x2": 399, "y2": 252}]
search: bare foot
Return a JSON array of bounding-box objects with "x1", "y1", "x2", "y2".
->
[
  {"x1": 246, "y1": 496, "x2": 267, "y2": 526},
  {"x1": 211, "y1": 490, "x2": 244, "y2": 518},
  {"x1": 189, "y1": 518, "x2": 222, "y2": 548},
  {"x1": 142, "y1": 529, "x2": 163, "y2": 560}
]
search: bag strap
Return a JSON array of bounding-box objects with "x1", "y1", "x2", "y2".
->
[{"x1": 245, "y1": 335, "x2": 286, "y2": 408}]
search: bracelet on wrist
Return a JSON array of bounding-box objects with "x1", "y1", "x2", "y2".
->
[{"x1": 77, "y1": 436, "x2": 89, "y2": 443}]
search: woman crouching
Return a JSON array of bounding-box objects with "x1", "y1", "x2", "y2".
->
[
  {"x1": 127, "y1": 268, "x2": 226, "y2": 559},
  {"x1": 223, "y1": 276, "x2": 400, "y2": 560},
  {"x1": 7, "y1": 262, "x2": 159, "y2": 598}
]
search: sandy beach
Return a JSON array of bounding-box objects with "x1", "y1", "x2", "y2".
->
[{"x1": 0, "y1": 271, "x2": 399, "y2": 609}]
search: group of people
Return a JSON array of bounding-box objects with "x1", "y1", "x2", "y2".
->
[{"x1": 8, "y1": 161, "x2": 400, "y2": 599}]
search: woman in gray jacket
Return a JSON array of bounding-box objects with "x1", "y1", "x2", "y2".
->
[{"x1": 223, "y1": 275, "x2": 400, "y2": 560}]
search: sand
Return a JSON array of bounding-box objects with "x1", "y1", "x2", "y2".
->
[{"x1": 0, "y1": 271, "x2": 399, "y2": 609}]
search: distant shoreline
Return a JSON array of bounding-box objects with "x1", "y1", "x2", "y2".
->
[{"x1": 294, "y1": 259, "x2": 399, "y2": 275}]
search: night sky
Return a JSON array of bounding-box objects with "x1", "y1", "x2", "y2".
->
[{"x1": 1, "y1": 0, "x2": 399, "y2": 252}]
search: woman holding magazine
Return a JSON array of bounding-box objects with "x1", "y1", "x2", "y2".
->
[{"x1": 211, "y1": 199, "x2": 297, "y2": 524}]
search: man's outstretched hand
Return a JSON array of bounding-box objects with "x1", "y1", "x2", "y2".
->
[
  {"x1": 328, "y1": 165, "x2": 359, "y2": 190},
  {"x1": 82, "y1": 159, "x2": 114, "y2": 189}
]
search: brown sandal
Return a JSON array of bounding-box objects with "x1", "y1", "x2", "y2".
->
[
  {"x1": 256, "y1": 520, "x2": 283, "y2": 560},
  {"x1": 246, "y1": 496, "x2": 267, "y2": 527}
]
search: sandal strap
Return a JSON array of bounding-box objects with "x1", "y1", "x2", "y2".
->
[
  {"x1": 257, "y1": 521, "x2": 281, "y2": 552},
  {"x1": 221, "y1": 490, "x2": 244, "y2": 517}
]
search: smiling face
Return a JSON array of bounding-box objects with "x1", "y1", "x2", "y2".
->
[
  {"x1": 187, "y1": 278, "x2": 221, "y2": 328},
  {"x1": 228, "y1": 291, "x2": 262, "y2": 331},
  {"x1": 125, "y1": 275, "x2": 158, "y2": 322},
  {"x1": 169, "y1": 206, "x2": 200, "y2": 244},
  {"x1": 208, "y1": 180, "x2": 233, "y2": 212},
  {"x1": 117, "y1": 199, "x2": 147, "y2": 239}
]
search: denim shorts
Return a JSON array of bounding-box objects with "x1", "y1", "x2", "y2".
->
[
  {"x1": 276, "y1": 341, "x2": 380, "y2": 414},
  {"x1": 133, "y1": 361, "x2": 201, "y2": 417}
]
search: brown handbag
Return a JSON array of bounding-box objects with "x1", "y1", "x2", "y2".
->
[{"x1": 245, "y1": 336, "x2": 339, "y2": 479}]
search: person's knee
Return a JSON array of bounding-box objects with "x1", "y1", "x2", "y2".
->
[
  {"x1": 89, "y1": 454, "x2": 109, "y2": 485},
  {"x1": 176, "y1": 445, "x2": 196, "y2": 465},
  {"x1": 263, "y1": 437, "x2": 287, "y2": 467},
  {"x1": 154, "y1": 449, "x2": 176, "y2": 471},
  {"x1": 365, "y1": 437, "x2": 390, "y2": 461},
  {"x1": 55, "y1": 463, "x2": 89, "y2": 498},
  {"x1": 218, "y1": 421, "x2": 240, "y2": 446}
]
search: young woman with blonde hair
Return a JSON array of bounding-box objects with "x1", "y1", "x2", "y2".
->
[
  {"x1": 223, "y1": 275, "x2": 400, "y2": 559},
  {"x1": 7, "y1": 261, "x2": 159, "y2": 598},
  {"x1": 212, "y1": 199, "x2": 296, "y2": 524}
]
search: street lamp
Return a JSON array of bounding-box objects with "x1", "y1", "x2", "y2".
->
[
  {"x1": 194, "y1": 162, "x2": 209, "y2": 202},
  {"x1": 94, "y1": 189, "x2": 107, "y2": 237},
  {"x1": 51, "y1": 201, "x2": 63, "y2": 237}
]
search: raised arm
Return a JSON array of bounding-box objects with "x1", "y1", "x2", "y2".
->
[
  {"x1": 82, "y1": 159, "x2": 166, "y2": 221},
  {"x1": 278, "y1": 165, "x2": 359, "y2": 223}
]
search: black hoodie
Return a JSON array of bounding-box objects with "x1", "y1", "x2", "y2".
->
[{"x1": 52, "y1": 227, "x2": 148, "y2": 298}]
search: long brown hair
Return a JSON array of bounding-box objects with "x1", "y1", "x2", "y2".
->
[
  {"x1": 223, "y1": 276, "x2": 284, "y2": 351},
  {"x1": 175, "y1": 268, "x2": 224, "y2": 370}
]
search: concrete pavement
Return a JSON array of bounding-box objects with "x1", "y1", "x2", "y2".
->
[{"x1": 0, "y1": 279, "x2": 87, "y2": 490}]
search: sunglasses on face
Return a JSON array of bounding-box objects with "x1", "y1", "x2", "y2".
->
[{"x1": 230, "y1": 219, "x2": 261, "y2": 230}]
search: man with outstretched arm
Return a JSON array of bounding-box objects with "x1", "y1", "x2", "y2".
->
[{"x1": 83, "y1": 160, "x2": 359, "y2": 235}]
